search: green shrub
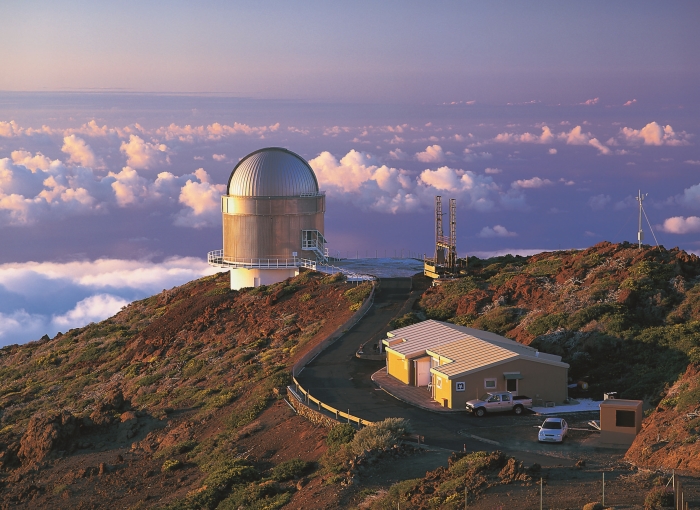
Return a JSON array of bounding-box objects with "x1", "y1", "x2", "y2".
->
[
  {"x1": 205, "y1": 391, "x2": 236, "y2": 409},
  {"x1": 183, "y1": 358, "x2": 206, "y2": 378},
  {"x1": 326, "y1": 423, "x2": 356, "y2": 449},
  {"x1": 135, "y1": 373, "x2": 162, "y2": 388},
  {"x1": 350, "y1": 417, "x2": 411, "y2": 455},
  {"x1": 448, "y1": 451, "x2": 492, "y2": 476},
  {"x1": 299, "y1": 293, "x2": 312, "y2": 302},
  {"x1": 368, "y1": 478, "x2": 421, "y2": 510},
  {"x1": 644, "y1": 486, "x2": 673, "y2": 509},
  {"x1": 526, "y1": 313, "x2": 568, "y2": 337},
  {"x1": 217, "y1": 481, "x2": 291, "y2": 510},
  {"x1": 388, "y1": 312, "x2": 421, "y2": 330},
  {"x1": 675, "y1": 385, "x2": 700, "y2": 411},
  {"x1": 161, "y1": 459, "x2": 182, "y2": 472},
  {"x1": 471, "y1": 307, "x2": 521, "y2": 335},
  {"x1": 321, "y1": 273, "x2": 345, "y2": 285},
  {"x1": 155, "y1": 440, "x2": 198, "y2": 459},
  {"x1": 320, "y1": 443, "x2": 354, "y2": 474},
  {"x1": 269, "y1": 458, "x2": 313, "y2": 481},
  {"x1": 226, "y1": 391, "x2": 269, "y2": 429},
  {"x1": 344, "y1": 283, "x2": 372, "y2": 304},
  {"x1": 689, "y1": 346, "x2": 700, "y2": 365}
]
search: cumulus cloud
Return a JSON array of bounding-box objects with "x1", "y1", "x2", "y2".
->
[
  {"x1": 619, "y1": 122, "x2": 690, "y2": 146},
  {"x1": 1, "y1": 146, "x2": 225, "y2": 228},
  {"x1": 10, "y1": 150, "x2": 55, "y2": 172},
  {"x1": 548, "y1": 148, "x2": 557, "y2": 154},
  {"x1": 623, "y1": 99, "x2": 637, "y2": 106},
  {"x1": 0, "y1": 257, "x2": 220, "y2": 345},
  {"x1": 61, "y1": 135, "x2": 98, "y2": 167},
  {"x1": 108, "y1": 166, "x2": 151, "y2": 206},
  {"x1": 478, "y1": 225, "x2": 517, "y2": 238},
  {"x1": 494, "y1": 126, "x2": 554, "y2": 144},
  {"x1": 511, "y1": 177, "x2": 553, "y2": 189},
  {"x1": 588, "y1": 194, "x2": 611, "y2": 210},
  {"x1": 415, "y1": 145, "x2": 446, "y2": 163},
  {"x1": 463, "y1": 149, "x2": 492, "y2": 162},
  {"x1": 659, "y1": 216, "x2": 700, "y2": 234},
  {"x1": 309, "y1": 150, "x2": 417, "y2": 213},
  {"x1": 174, "y1": 169, "x2": 226, "y2": 228},
  {"x1": 120, "y1": 134, "x2": 169, "y2": 169},
  {"x1": 484, "y1": 168, "x2": 502, "y2": 174},
  {"x1": 0, "y1": 157, "x2": 99, "y2": 225},
  {"x1": 309, "y1": 150, "x2": 506, "y2": 213},
  {"x1": 685, "y1": 160, "x2": 700, "y2": 165},
  {"x1": 157, "y1": 122, "x2": 279, "y2": 142},
  {"x1": 558, "y1": 126, "x2": 611, "y2": 154},
  {"x1": 212, "y1": 154, "x2": 227, "y2": 161},
  {"x1": 0, "y1": 120, "x2": 23, "y2": 137},
  {"x1": 388, "y1": 149, "x2": 409, "y2": 160},
  {"x1": 52, "y1": 294, "x2": 129, "y2": 329},
  {"x1": 581, "y1": 97, "x2": 599, "y2": 105}
]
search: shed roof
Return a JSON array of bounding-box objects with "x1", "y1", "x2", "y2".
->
[
  {"x1": 600, "y1": 399, "x2": 643, "y2": 408},
  {"x1": 383, "y1": 319, "x2": 568, "y2": 379},
  {"x1": 384, "y1": 319, "x2": 546, "y2": 358},
  {"x1": 426, "y1": 337, "x2": 518, "y2": 377}
]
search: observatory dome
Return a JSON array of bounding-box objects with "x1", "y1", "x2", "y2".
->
[{"x1": 227, "y1": 147, "x2": 319, "y2": 197}]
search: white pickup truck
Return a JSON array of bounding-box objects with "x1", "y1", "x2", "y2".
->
[{"x1": 465, "y1": 391, "x2": 533, "y2": 417}]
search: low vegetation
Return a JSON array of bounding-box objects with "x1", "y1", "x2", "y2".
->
[
  {"x1": 0, "y1": 269, "x2": 371, "y2": 507},
  {"x1": 417, "y1": 242, "x2": 700, "y2": 402}
]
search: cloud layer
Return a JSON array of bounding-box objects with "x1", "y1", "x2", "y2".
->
[{"x1": 0, "y1": 257, "x2": 221, "y2": 345}]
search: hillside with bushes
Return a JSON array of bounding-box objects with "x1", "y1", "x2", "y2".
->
[
  {"x1": 408, "y1": 241, "x2": 700, "y2": 403},
  {"x1": 0, "y1": 270, "x2": 372, "y2": 508}
]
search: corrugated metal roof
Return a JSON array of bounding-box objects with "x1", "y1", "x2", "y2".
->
[
  {"x1": 227, "y1": 147, "x2": 319, "y2": 197},
  {"x1": 383, "y1": 319, "x2": 569, "y2": 379},
  {"x1": 384, "y1": 319, "x2": 538, "y2": 358},
  {"x1": 427, "y1": 338, "x2": 518, "y2": 377}
]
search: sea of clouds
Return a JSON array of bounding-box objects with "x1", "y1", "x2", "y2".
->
[{"x1": 1, "y1": 95, "x2": 699, "y2": 344}]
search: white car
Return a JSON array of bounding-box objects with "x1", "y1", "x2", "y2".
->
[{"x1": 538, "y1": 417, "x2": 568, "y2": 443}]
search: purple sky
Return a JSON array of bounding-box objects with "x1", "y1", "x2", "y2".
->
[{"x1": 1, "y1": 1, "x2": 698, "y2": 344}]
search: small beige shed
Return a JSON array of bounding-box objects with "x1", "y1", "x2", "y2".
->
[{"x1": 599, "y1": 399, "x2": 643, "y2": 446}]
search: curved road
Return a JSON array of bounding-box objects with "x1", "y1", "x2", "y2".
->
[{"x1": 296, "y1": 276, "x2": 593, "y2": 468}]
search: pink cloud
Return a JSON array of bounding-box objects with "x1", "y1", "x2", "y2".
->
[
  {"x1": 619, "y1": 122, "x2": 690, "y2": 146},
  {"x1": 660, "y1": 216, "x2": 700, "y2": 234}
]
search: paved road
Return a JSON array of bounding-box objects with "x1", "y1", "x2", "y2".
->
[{"x1": 296, "y1": 276, "x2": 612, "y2": 468}]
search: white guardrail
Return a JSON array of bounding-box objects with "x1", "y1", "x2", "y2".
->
[{"x1": 207, "y1": 250, "x2": 374, "y2": 281}]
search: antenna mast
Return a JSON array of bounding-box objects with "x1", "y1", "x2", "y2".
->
[{"x1": 635, "y1": 190, "x2": 647, "y2": 250}]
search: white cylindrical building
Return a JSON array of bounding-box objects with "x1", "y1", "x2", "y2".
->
[{"x1": 208, "y1": 147, "x2": 327, "y2": 290}]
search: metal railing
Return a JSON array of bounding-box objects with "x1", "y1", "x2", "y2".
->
[
  {"x1": 207, "y1": 249, "x2": 374, "y2": 281},
  {"x1": 207, "y1": 250, "x2": 312, "y2": 269},
  {"x1": 291, "y1": 376, "x2": 376, "y2": 428}
]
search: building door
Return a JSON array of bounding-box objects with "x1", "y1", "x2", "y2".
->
[
  {"x1": 415, "y1": 359, "x2": 430, "y2": 387},
  {"x1": 253, "y1": 277, "x2": 261, "y2": 287},
  {"x1": 506, "y1": 378, "x2": 518, "y2": 393}
]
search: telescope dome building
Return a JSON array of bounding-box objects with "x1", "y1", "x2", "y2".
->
[{"x1": 208, "y1": 147, "x2": 327, "y2": 290}]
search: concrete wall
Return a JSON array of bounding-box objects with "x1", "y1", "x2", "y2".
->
[
  {"x1": 222, "y1": 195, "x2": 324, "y2": 260},
  {"x1": 600, "y1": 400, "x2": 643, "y2": 446},
  {"x1": 436, "y1": 358, "x2": 569, "y2": 409},
  {"x1": 386, "y1": 351, "x2": 410, "y2": 384},
  {"x1": 229, "y1": 267, "x2": 299, "y2": 290}
]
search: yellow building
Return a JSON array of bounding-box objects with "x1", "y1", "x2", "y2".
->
[{"x1": 382, "y1": 320, "x2": 569, "y2": 409}]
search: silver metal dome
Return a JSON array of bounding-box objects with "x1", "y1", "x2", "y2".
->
[{"x1": 227, "y1": 147, "x2": 319, "y2": 197}]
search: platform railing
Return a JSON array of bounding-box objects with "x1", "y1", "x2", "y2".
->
[{"x1": 207, "y1": 249, "x2": 375, "y2": 281}]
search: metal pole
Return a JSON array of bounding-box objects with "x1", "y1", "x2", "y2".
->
[
  {"x1": 540, "y1": 478, "x2": 543, "y2": 510},
  {"x1": 465, "y1": 487, "x2": 467, "y2": 508},
  {"x1": 602, "y1": 472, "x2": 605, "y2": 507}
]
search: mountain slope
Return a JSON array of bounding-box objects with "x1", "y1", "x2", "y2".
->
[{"x1": 0, "y1": 270, "x2": 370, "y2": 508}]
